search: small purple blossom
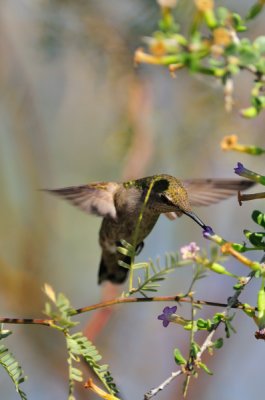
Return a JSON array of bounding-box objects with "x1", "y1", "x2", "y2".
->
[
  {"x1": 234, "y1": 162, "x2": 265, "y2": 184},
  {"x1": 158, "y1": 306, "x2": 177, "y2": 328},
  {"x1": 180, "y1": 242, "x2": 200, "y2": 260},
  {"x1": 234, "y1": 162, "x2": 255, "y2": 180},
  {"x1": 203, "y1": 225, "x2": 215, "y2": 238},
  {"x1": 234, "y1": 162, "x2": 247, "y2": 176}
]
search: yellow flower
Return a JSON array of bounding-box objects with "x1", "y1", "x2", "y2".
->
[
  {"x1": 157, "y1": 0, "x2": 177, "y2": 8},
  {"x1": 134, "y1": 48, "x2": 162, "y2": 65},
  {"x1": 213, "y1": 27, "x2": 231, "y2": 46},
  {"x1": 149, "y1": 39, "x2": 167, "y2": 56},
  {"x1": 221, "y1": 135, "x2": 265, "y2": 155},
  {"x1": 84, "y1": 379, "x2": 121, "y2": 400},
  {"x1": 220, "y1": 135, "x2": 238, "y2": 150},
  {"x1": 194, "y1": 0, "x2": 214, "y2": 12}
]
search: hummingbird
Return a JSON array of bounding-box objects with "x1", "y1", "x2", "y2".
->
[{"x1": 44, "y1": 174, "x2": 254, "y2": 284}]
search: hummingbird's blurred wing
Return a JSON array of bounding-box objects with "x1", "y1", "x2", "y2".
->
[
  {"x1": 183, "y1": 178, "x2": 254, "y2": 206},
  {"x1": 44, "y1": 182, "x2": 119, "y2": 219},
  {"x1": 165, "y1": 179, "x2": 254, "y2": 220}
]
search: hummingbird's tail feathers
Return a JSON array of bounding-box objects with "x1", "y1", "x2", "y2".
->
[
  {"x1": 98, "y1": 255, "x2": 129, "y2": 284},
  {"x1": 43, "y1": 182, "x2": 119, "y2": 219},
  {"x1": 183, "y1": 179, "x2": 255, "y2": 207},
  {"x1": 98, "y1": 241, "x2": 144, "y2": 284}
]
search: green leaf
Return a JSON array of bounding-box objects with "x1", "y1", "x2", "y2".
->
[
  {"x1": 66, "y1": 332, "x2": 119, "y2": 396},
  {"x1": 70, "y1": 367, "x2": 83, "y2": 382},
  {"x1": 190, "y1": 342, "x2": 201, "y2": 358},
  {"x1": 238, "y1": 44, "x2": 259, "y2": 65},
  {"x1": 231, "y1": 243, "x2": 248, "y2": 253},
  {"x1": 125, "y1": 251, "x2": 188, "y2": 296},
  {"x1": 246, "y1": 2, "x2": 264, "y2": 20},
  {"x1": 174, "y1": 348, "x2": 186, "y2": 366},
  {"x1": 242, "y1": 304, "x2": 256, "y2": 318},
  {"x1": 257, "y1": 286, "x2": 265, "y2": 319},
  {"x1": 212, "y1": 338, "x2": 223, "y2": 349},
  {"x1": 119, "y1": 239, "x2": 134, "y2": 252},
  {"x1": 254, "y1": 36, "x2": 265, "y2": 53},
  {"x1": 118, "y1": 260, "x2": 131, "y2": 269},
  {"x1": 241, "y1": 106, "x2": 259, "y2": 118},
  {"x1": 233, "y1": 282, "x2": 244, "y2": 290},
  {"x1": 216, "y1": 7, "x2": 230, "y2": 25},
  {"x1": 198, "y1": 362, "x2": 213, "y2": 375},
  {"x1": 0, "y1": 327, "x2": 12, "y2": 340},
  {"x1": 255, "y1": 270, "x2": 262, "y2": 278},
  {"x1": 196, "y1": 318, "x2": 208, "y2": 330},
  {"x1": 224, "y1": 318, "x2": 236, "y2": 338},
  {"x1": 252, "y1": 210, "x2": 265, "y2": 228},
  {"x1": 0, "y1": 344, "x2": 27, "y2": 400},
  {"x1": 244, "y1": 230, "x2": 265, "y2": 248},
  {"x1": 116, "y1": 246, "x2": 131, "y2": 257},
  {"x1": 253, "y1": 95, "x2": 265, "y2": 110},
  {"x1": 232, "y1": 13, "x2": 247, "y2": 32},
  {"x1": 132, "y1": 262, "x2": 149, "y2": 270}
]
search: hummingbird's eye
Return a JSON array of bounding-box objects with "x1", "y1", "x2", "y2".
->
[{"x1": 160, "y1": 193, "x2": 174, "y2": 206}]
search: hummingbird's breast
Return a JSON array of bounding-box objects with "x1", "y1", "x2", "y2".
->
[
  {"x1": 99, "y1": 209, "x2": 159, "y2": 253},
  {"x1": 99, "y1": 185, "x2": 160, "y2": 252}
]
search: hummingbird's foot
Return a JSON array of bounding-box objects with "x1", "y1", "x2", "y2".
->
[{"x1": 135, "y1": 241, "x2": 144, "y2": 255}]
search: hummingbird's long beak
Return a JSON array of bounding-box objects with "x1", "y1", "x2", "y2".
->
[{"x1": 183, "y1": 210, "x2": 207, "y2": 229}]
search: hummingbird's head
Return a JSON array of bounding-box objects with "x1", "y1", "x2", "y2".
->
[
  {"x1": 148, "y1": 175, "x2": 190, "y2": 212},
  {"x1": 147, "y1": 175, "x2": 207, "y2": 229}
]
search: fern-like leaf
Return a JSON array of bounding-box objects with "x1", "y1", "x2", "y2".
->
[
  {"x1": 66, "y1": 332, "x2": 119, "y2": 396},
  {"x1": 0, "y1": 342, "x2": 27, "y2": 400},
  {"x1": 128, "y1": 253, "x2": 192, "y2": 295},
  {"x1": 44, "y1": 286, "x2": 119, "y2": 397}
]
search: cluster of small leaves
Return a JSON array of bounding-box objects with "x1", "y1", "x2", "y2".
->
[
  {"x1": 0, "y1": 326, "x2": 27, "y2": 400},
  {"x1": 172, "y1": 310, "x2": 234, "y2": 394},
  {"x1": 135, "y1": 1, "x2": 265, "y2": 117},
  {"x1": 180, "y1": 312, "x2": 236, "y2": 337},
  {"x1": 208, "y1": 159, "x2": 265, "y2": 336},
  {"x1": 117, "y1": 239, "x2": 194, "y2": 295},
  {"x1": 196, "y1": 313, "x2": 236, "y2": 338},
  {"x1": 43, "y1": 285, "x2": 119, "y2": 399},
  {"x1": 118, "y1": 237, "x2": 243, "y2": 298},
  {"x1": 241, "y1": 210, "x2": 265, "y2": 332},
  {"x1": 174, "y1": 338, "x2": 222, "y2": 376}
]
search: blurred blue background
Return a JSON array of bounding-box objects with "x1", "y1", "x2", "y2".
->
[{"x1": 0, "y1": 0, "x2": 264, "y2": 399}]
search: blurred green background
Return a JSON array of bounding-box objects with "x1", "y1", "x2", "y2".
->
[{"x1": 0, "y1": 1, "x2": 264, "y2": 399}]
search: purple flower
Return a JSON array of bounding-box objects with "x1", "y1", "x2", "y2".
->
[
  {"x1": 203, "y1": 225, "x2": 215, "y2": 238},
  {"x1": 180, "y1": 242, "x2": 200, "y2": 260},
  {"x1": 234, "y1": 162, "x2": 255, "y2": 180},
  {"x1": 234, "y1": 162, "x2": 264, "y2": 184},
  {"x1": 234, "y1": 162, "x2": 247, "y2": 176},
  {"x1": 158, "y1": 306, "x2": 177, "y2": 327}
]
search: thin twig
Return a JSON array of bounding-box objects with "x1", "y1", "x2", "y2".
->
[
  {"x1": 0, "y1": 294, "x2": 256, "y2": 326},
  {"x1": 144, "y1": 370, "x2": 183, "y2": 399}
]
